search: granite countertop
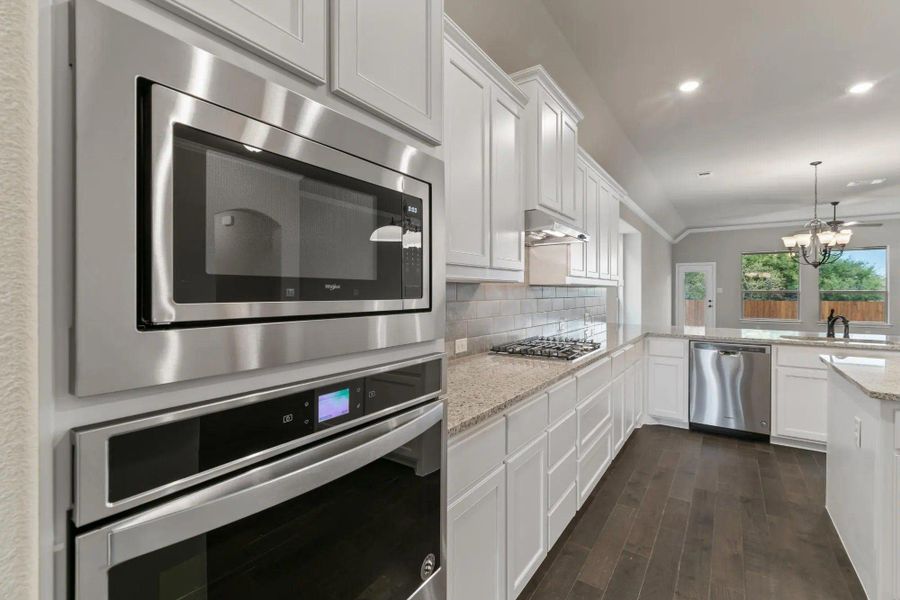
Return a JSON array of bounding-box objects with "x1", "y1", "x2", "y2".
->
[
  {"x1": 445, "y1": 324, "x2": 900, "y2": 436},
  {"x1": 820, "y1": 354, "x2": 900, "y2": 402}
]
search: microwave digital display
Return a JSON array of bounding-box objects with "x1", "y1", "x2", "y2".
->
[{"x1": 317, "y1": 388, "x2": 351, "y2": 423}]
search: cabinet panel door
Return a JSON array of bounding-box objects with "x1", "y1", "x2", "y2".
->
[
  {"x1": 597, "y1": 184, "x2": 611, "y2": 279},
  {"x1": 538, "y1": 93, "x2": 562, "y2": 213},
  {"x1": 608, "y1": 193, "x2": 620, "y2": 279},
  {"x1": 559, "y1": 113, "x2": 578, "y2": 219},
  {"x1": 444, "y1": 44, "x2": 491, "y2": 267},
  {"x1": 647, "y1": 356, "x2": 687, "y2": 422},
  {"x1": 569, "y1": 160, "x2": 587, "y2": 277},
  {"x1": 448, "y1": 464, "x2": 506, "y2": 600},
  {"x1": 584, "y1": 170, "x2": 601, "y2": 279},
  {"x1": 331, "y1": 0, "x2": 443, "y2": 142},
  {"x1": 624, "y1": 366, "x2": 635, "y2": 437},
  {"x1": 775, "y1": 367, "x2": 828, "y2": 442},
  {"x1": 491, "y1": 92, "x2": 525, "y2": 271},
  {"x1": 507, "y1": 433, "x2": 548, "y2": 600},
  {"x1": 634, "y1": 361, "x2": 644, "y2": 425},
  {"x1": 612, "y1": 375, "x2": 625, "y2": 452},
  {"x1": 154, "y1": 0, "x2": 327, "y2": 83}
]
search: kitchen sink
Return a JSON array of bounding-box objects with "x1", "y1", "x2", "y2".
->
[{"x1": 779, "y1": 335, "x2": 889, "y2": 345}]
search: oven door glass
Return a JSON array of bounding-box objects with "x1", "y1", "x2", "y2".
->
[
  {"x1": 76, "y1": 404, "x2": 444, "y2": 600},
  {"x1": 144, "y1": 84, "x2": 428, "y2": 325}
]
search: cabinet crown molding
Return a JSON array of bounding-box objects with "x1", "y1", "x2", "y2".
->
[
  {"x1": 510, "y1": 65, "x2": 584, "y2": 122},
  {"x1": 444, "y1": 17, "x2": 528, "y2": 109},
  {"x1": 576, "y1": 147, "x2": 626, "y2": 198}
]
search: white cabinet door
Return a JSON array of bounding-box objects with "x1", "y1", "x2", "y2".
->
[
  {"x1": 448, "y1": 464, "x2": 506, "y2": 600},
  {"x1": 152, "y1": 0, "x2": 327, "y2": 83},
  {"x1": 624, "y1": 365, "x2": 635, "y2": 437},
  {"x1": 584, "y1": 169, "x2": 601, "y2": 279},
  {"x1": 634, "y1": 360, "x2": 644, "y2": 426},
  {"x1": 538, "y1": 91, "x2": 563, "y2": 214},
  {"x1": 597, "y1": 184, "x2": 611, "y2": 279},
  {"x1": 331, "y1": 0, "x2": 443, "y2": 142},
  {"x1": 490, "y1": 91, "x2": 524, "y2": 271},
  {"x1": 612, "y1": 375, "x2": 625, "y2": 452},
  {"x1": 568, "y1": 160, "x2": 587, "y2": 277},
  {"x1": 647, "y1": 356, "x2": 687, "y2": 423},
  {"x1": 559, "y1": 113, "x2": 578, "y2": 219},
  {"x1": 506, "y1": 433, "x2": 547, "y2": 600},
  {"x1": 444, "y1": 43, "x2": 491, "y2": 267},
  {"x1": 608, "y1": 192, "x2": 620, "y2": 280},
  {"x1": 775, "y1": 366, "x2": 828, "y2": 442}
]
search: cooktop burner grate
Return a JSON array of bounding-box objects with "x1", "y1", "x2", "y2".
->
[{"x1": 490, "y1": 336, "x2": 604, "y2": 361}]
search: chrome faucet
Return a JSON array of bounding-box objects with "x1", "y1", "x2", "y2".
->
[{"x1": 826, "y1": 308, "x2": 850, "y2": 338}]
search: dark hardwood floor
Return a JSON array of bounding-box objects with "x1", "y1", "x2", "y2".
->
[{"x1": 520, "y1": 425, "x2": 866, "y2": 600}]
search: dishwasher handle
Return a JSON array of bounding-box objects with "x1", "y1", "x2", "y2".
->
[
  {"x1": 692, "y1": 341, "x2": 771, "y2": 355},
  {"x1": 718, "y1": 350, "x2": 740, "y2": 357}
]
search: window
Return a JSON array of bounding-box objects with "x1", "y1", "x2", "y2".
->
[
  {"x1": 818, "y1": 247, "x2": 888, "y2": 323},
  {"x1": 741, "y1": 252, "x2": 800, "y2": 320}
]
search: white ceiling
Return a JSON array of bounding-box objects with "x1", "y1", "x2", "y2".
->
[{"x1": 542, "y1": 0, "x2": 900, "y2": 231}]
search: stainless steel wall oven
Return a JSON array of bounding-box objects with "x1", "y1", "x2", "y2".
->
[
  {"x1": 72, "y1": 356, "x2": 446, "y2": 600},
  {"x1": 73, "y1": 0, "x2": 445, "y2": 395}
]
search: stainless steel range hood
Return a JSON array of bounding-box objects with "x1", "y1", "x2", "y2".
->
[{"x1": 524, "y1": 209, "x2": 589, "y2": 246}]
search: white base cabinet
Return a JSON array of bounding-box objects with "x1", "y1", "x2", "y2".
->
[
  {"x1": 448, "y1": 464, "x2": 507, "y2": 600},
  {"x1": 645, "y1": 338, "x2": 689, "y2": 426},
  {"x1": 447, "y1": 345, "x2": 644, "y2": 600}
]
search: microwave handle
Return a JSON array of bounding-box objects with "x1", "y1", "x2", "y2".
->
[{"x1": 94, "y1": 400, "x2": 443, "y2": 568}]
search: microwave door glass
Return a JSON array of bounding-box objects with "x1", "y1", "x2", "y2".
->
[{"x1": 171, "y1": 125, "x2": 404, "y2": 306}]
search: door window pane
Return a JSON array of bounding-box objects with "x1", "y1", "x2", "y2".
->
[
  {"x1": 741, "y1": 252, "x2": 800, "y2": 320},
  {"x1": 682, "y1": 271, "x2": 707, "y2": 326},
  {"x1": 818, "y1": 248, "x2": 888, "y2": 323}
]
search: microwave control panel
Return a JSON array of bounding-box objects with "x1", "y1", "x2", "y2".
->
[{"x1": 402, "y1": 196, "x2": 424, "y2": 299}]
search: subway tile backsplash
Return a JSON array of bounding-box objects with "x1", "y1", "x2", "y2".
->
[{"x1": 445, "y1": 283, "x2": 607, "y2": 357}]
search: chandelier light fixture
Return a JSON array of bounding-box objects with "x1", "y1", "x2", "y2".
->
[{"x1": 781, "y1": 161, "x2": 852, "y2": 268}]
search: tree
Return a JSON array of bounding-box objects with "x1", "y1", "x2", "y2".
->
[
  {"x1": 683, "y1": 272, "x2": 706, "y2": 300},
  {"x1": 819, "y1": 256, "x2": 885, "y2": 291},
  {"x1": 741, "y1": 253, "x2": 798, "y2": 300}
]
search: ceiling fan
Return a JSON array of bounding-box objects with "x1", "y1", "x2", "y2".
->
[{"x1": 825, "y1": 201, "x2": 883, "y2": 229}]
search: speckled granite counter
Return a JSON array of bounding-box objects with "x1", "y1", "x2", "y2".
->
[
  {"x1": 820, "y1": 354, "x2": 900, "y2": 402},
  {"x1": 446, "y1": 324, "x2": 645, "y2": 435},
  {"x1": 446, "y1": 324, "x2": 900, "y2": 436}
]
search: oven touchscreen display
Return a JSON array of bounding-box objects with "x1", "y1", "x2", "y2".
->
[{"x1": 318, "y1": 388, "x2": 351, "y2": 423}]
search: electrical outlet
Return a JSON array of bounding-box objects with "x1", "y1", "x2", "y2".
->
[
  {"x1": 853, "y1": 417, "x2": 862, "y2": 448},
  {"x1": 454, "y1": 338, "x2": 468, "y2": 355}
]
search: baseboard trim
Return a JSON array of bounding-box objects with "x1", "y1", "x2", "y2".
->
[
  {"x1": 641, "y1": 414, "x2": 689, "y2": 430},
  {"x1": 770, "y1": 435, "x2": 826, "y2": 453},
  {"x1": 826, "y1": 505, "x2": 872, "y2": 599}
]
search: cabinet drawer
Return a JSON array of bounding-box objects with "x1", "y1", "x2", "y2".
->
[
  {"x1": 448, "y1": 417, "x2": 506, "y2": 501},
  {"x1": 548, "y1": 377, "x2": 577, "y2": 424},
  {"x1": 626, "y1": 343, "x2": 642, "y2": 366},
  {"x1": 548, "y1": 446, "x2": 577, "y2": 507},
  {"x1": 576, "y1": 357, "x2": 611, "y2": 402},
  {"x1": 612, "y1": 349, "x2": 628, "y2": 376},
  {"x1": 507, "y1": 393, "x2": 549, "y2": 454},
  {"x1": 548, "y1": 482, "x2": 577, "y2": 549},
  {"x1": 577, "y1": 426, "x2": 612, "y2": 508},
  {"x1": 577, "y1": 386, "x2": 611, "y2": 455},
  {"x1": 776, "y1": 345, "x2": 828, "y2": 371},
  {"x1": 547, "y1": 410, "x2": 576, "y2": 467},
  {"x1": 648, "y1": 337, "x2": 686, "y2": 358}
]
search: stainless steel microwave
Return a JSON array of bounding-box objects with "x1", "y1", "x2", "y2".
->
[{"x1": 73, "y1": 0, "x2": 444, "y2": 395}]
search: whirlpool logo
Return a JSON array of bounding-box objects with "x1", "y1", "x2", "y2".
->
[{"x1": 324, "y1": 283, "x2": 342, "y2": 291}]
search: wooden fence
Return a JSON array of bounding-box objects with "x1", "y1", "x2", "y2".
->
[
  {"x1": 684, "y1": 300, "x2": 706, "y2": 326},
  {"x1": 742, "y1": 300, "x2": 798, "y2": 320},
  {"x1": 819, "y1": 301, "x2": 885, "y2": 322}
]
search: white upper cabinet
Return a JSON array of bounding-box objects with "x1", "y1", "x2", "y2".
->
[
  {"x1": 584, "y1": 166, "x2": 601, "y2": 279},
  {"x1": 331, "y1": 0, "x2": 443, "y2": 143},
  {"x1": 444, "y1": 18, "x2": 527, "y2": 281},
  {"x1": 608, "y1": 189, "x2": 621, "y2": 280},
  {"x1": 512, "y1": 66, "x2": 584, "y2": 222},
  {"x1": 568, "y1": 160, "x2": 587, "y2": 277},
  {"x1": 444, "y1": 41, "x2": 491, "y2": 268},
  {"x1": 151, "y1": 0, "x2": 327, "y2": 83}
]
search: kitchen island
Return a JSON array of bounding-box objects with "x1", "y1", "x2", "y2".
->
[{"x1": 822, "y1": 354, "x2": 900, "y2": 600}]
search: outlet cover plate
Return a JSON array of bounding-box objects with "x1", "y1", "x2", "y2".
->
[{"x1": 455, "y1": 338, "x2": 468, "y2": 354}]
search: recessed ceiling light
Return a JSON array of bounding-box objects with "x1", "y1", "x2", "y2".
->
[
  {"x1": 679, "y1": 80, "x2": 701, "y2": 93},
  {"x1": 848, "y1": 81, "x2": 875, "y2": 95},
  {"x1": 846, "y1": 178, "x2": 886, "y2": 187},
  {"x1": 871, "y1": 178, "x2": 886, "y2": 184}
]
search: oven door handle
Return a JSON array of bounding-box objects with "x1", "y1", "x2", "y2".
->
[{"x1": 91, "y1": 400, "x2": 443, "y2": 568}]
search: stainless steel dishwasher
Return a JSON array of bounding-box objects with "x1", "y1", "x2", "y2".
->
[{"x1": 689, "y1": 341, "x2": 771, "y2": 437}]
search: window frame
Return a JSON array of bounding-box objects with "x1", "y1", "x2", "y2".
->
[
  {"x1": 739, "y1": 250, "x2": 802, "y2": 323},
  {"x1": 816, "y1": 245, "x2": 890, "y2": 326}
]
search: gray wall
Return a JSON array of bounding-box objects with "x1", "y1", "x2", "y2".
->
[
  {"x1": 672, "y1": 219, "x2": 900, "y2": 334},
  {"x1": 446, "y1": 283, "x2": 607, "y2": 356},
  {"x1": 620, "y1": 205, "x2": 672, "y2": 327},
  {"x1": 444, "y1": 0, "x2": 684, "y2": 238}
]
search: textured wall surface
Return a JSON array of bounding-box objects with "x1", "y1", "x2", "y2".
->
[
  {"x1": 446, "y1": 283, "x2": 607, "y2": 356},
  {"x1": 0, "y1": 0, "x2": 39, "y2": 597}
]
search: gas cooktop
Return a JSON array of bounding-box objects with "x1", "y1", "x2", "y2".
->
[{"x1": 490, "y1": 336, "x2": 604, "y2": 362}]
